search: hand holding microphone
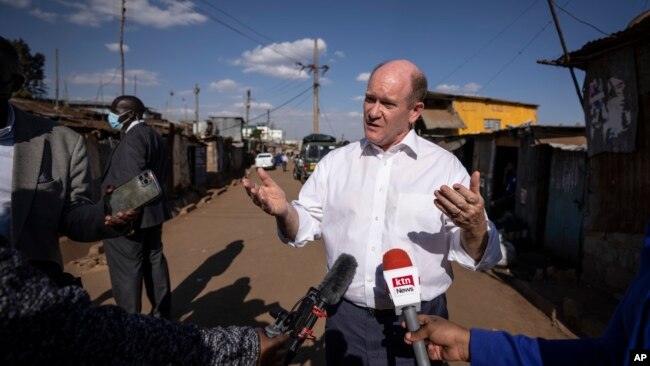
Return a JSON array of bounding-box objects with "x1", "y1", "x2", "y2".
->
[
  {"x1": 265, "y1": 253, "x2": 357, "y2": 365},
  {"x1": 383, "y1": 248, "x2": 431, "y2": 366}
]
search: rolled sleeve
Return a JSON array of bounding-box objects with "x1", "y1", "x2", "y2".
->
[
  {"x1": 448, "y1": 220, "x2": 501, "y2": 270},
  {"x1": 277, "y1": 201, "x2": 321, "y2": 248}
]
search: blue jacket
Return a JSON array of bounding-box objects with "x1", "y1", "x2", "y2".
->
[{"x1": 470, "y1": 225, "x2": 650, "y2": 365}]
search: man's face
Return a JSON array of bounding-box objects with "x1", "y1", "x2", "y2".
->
[{"x1": 363, "y1": 62, "x2": 423, "y2": 151}]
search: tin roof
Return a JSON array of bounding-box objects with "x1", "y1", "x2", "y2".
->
[
  {"x1": 538, "y1": 10, "x2": 650, "y2": 69},
  {"x1": 425, "y1": 91, "x2": 538, "y2": 109},
  {"x1": 420, "y1": 108, "x2": 467, "y2": 129}
]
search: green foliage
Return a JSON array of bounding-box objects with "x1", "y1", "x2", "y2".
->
[
  {"x1": 250, "y1": 128, "x2": 263, "y2": 139},
  {"x1": 11, "y1": 38, "x2": 47, "y2": 99}
]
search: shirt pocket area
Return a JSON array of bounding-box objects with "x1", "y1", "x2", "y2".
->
[{"x1": 396, "y1": 193, "x2": 444, "y2": 248}]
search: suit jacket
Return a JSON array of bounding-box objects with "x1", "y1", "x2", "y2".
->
[
  {"x1": 11, "y1": 105, "x2": 109, "y2": 267},
  {"x1": 102, "y1": 122, "x2": 171, "y2": 229}
]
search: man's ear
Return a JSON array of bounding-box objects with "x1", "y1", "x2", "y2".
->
[{"x1": 11, "y1": 74, "x2": 24, "y2": 93}]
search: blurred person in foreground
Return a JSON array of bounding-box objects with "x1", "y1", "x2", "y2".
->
[
  {"x1": 102, "y1": 95, "x2": 172, "y2": 319},
  {"x1": 0, "y1": 235, "x2": 288, "y2": 365},
  {"x1": 243, "y1": 59, "x2": 501, "y2": 365},
  {"x1": 404, "y1": 223, "x2": 650, "y2": 366},
  {"x1": 0, "y1": 36, "x2": 133, "y2": 287}
]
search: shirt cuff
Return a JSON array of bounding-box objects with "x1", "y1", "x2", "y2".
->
[
  {"x1": 276, "y1": 202, "x2": 317, "y2": 248},
  {"x1": 448, "y1": 220, "x2": 502, "y2": 270}
]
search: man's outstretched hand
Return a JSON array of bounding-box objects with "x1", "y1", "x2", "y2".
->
[{"x1": 243, "y1": 168, "x2": 290, "y2": 218}]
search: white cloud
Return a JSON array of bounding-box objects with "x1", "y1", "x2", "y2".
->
[
  {"x1": 105, "y1": 43, "x2": 129, "y2": 52},
  {"x1": 463, "y1": 82, "x2": 481, "y2": 93},
  {"x1": 334, "y1": 51, "x2": 345, "y2": 58},
  {"x1": 61, "y1": 0, "x2": 207, "y2": 28},
  {"x1": 69, "y1": 68, "x2": 159, "y2": 86},
  {"x1": 236, "y1": 38, "x2": 327, "y2": 79},
  {"x1": 29, "y1": 8, "x2": 58, "y2": 22},
  {"x1": 356, "y1": 72, "x2": 370, "y2": 82},
  {"x1": 0, "y1": 0, "x2": 30, "y2": 8},
  {"x1": 209, "y1": 79, "x2": 241, "y2": 93},
  {"x1": 353, "y1": 95, "x2": 364, "y2": 101},
  {"x1": 435, "y1": 82, "x2": 482, "y2": 94},
  {"x1": 346, "y1": 111, "x2": 363, "y2": 118}
]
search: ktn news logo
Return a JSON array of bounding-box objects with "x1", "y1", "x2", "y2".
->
[{"x1": 391, "y1": 275, "x2": 415, "y2": 295}]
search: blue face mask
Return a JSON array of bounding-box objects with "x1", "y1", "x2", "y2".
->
[{"x1": 107, "y1": 112, "x2": 123, "y2": 130}]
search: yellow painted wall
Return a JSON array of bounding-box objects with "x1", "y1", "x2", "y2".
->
[{"x1": 453, "y1": 100, "x2": 537, "y2": 134}]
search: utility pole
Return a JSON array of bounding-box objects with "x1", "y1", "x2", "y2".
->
[
  {"x1": 169, "y1": 90, "x2": 174, "y2": 121},
  {"x1": 64, "y1": 80, "x2": 69, "y2": 107},
  {"x1": 54, "y1": 48, "x2": 59, "y2": 110},
  {"x1": 119, "y1": 0, "x2": 126, "y2": 95},
  {"x1": 245, "y1": 89, "x2": 251, "y2": 125},
  {"x1": 547, "y1": 0, "x2": 583, "y2": 105},
  {"x1": 193, "y1": 83, "x2": 200, "y2": 123},
  {"x1": 183, "y1": 97, "x2": 188, "y2": 121},
  {"x1": 267, "y1": 109, "x2": 271, "y2": 142},
  {"x1": 297, "y1": 39, "x2": 329, "y2": 134}
]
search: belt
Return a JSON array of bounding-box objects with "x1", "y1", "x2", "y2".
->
[{"x1": 342, "y1": 298, "x2": 397, "y2": 317}]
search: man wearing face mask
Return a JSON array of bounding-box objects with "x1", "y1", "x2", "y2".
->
[
  {"x1": 0, "y1": 36, "x2": 133, "y2": 287},
  {"x1": 102, "y1": 95, "x2": 173, "y2": 319}
]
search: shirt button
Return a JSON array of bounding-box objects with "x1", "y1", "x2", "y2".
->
[
  {"x1": 375, "y1": 216, "x2": 379, "y2": 221},
  {"x1": 371, "y1": 247, "x2": 375, "y2": 252},
  {"x1": 367, "y1": 278, "x2": 373, "y2": 283}
]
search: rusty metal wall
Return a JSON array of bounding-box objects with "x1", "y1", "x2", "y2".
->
[
  {"x1": 472, "y1": 138, "x2": 495, "y2": 204},
  {"x1": 515, "y1": 135, "x2": 552, "y2": 247},
  {"x1": 585, "y1": 96, "x2": 649, "y2": 233},
  {"x1": 584, "y1": 44, "x2": 650, "y2": 234},
  {"x1": 544, "y1": 149, "x2": 586, "y2": 265}
]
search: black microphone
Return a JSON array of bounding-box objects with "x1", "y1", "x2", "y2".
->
[{"x1": 265, "y1": 253, "x2": 357, "y2": 365}]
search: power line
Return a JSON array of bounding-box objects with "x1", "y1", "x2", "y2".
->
[
  {"x1": 436, "y1": 0, "x2": 540, "y2": 85},
  {"x1": 317, "y1": 99, "x2": 337, "y2": 137},
  {"x1": 554, "y1": 1, "x2": 610, "y2": 36},
  {"x1": 248, "y1": 85, "x2": 313, "y2": 123},
  {"x1": 481, "y1": 0, "x2": 574, "y2": 92},
  {"x1": 482, "y1": 20, "x2": 553, "y2": 91},
  {"x1": 177, "y1": 1, "x2": 307, "y2": 65}
]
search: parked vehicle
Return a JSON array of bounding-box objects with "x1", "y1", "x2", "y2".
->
[
  {"x1": 255, "y1": 152, "x2": 275, "y2": 170},
  {"x1": 293, "y1": 134, "x2": 337, "y2": 183}
]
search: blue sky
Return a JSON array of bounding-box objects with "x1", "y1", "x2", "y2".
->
[{"x1": 1, "y1": 0, "x2": 646, "y2": 141}]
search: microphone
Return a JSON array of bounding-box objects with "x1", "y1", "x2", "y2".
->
[
  {"x1": 265, "y1": 253, "x2": 357, "y2": 365},
  {"x1": 383, "y1": 248, "x2": 431, "y2": 366}
]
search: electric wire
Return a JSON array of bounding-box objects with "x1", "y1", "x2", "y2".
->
[
  {"x1": 176, "y1": 1, "x2": 307, "y2": 65},
  {"x1": 248, "y1": 85, "x2": 313, "y2": 123},
  {"x1": 553, "y1": 1, "x2": 610, "y2": 36},
  {"x1": 435, "y1": 0, "x2": 540, "y2": 85},
  {"x1": 481, "y1": 0, "x2": 574, "y2": 92}
]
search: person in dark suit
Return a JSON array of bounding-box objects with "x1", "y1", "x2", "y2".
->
[
  {"x1": 102, "y1": 95, "x2": 173, "y2": 319},
  {"x1": 0, "y1": 36, "x2": 132, "y2": 286}
]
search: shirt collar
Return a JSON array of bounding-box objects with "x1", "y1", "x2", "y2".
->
[
  {"x1": 359, "y1": 129, "x2": 419, "y2": 159},
  {"x1": 125, "y1": 118, "x2": 143, "y2": 133}
]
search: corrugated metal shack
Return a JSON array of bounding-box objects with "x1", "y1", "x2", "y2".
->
[
  {"x1": 434, "y1": 125, "x2": 586, "y2": 262},
  {"x1": 9, "y1": 98, "x2": 239, "y2": 207},
  {"x1": 539, "y1": 11, "x2": 650, "y2": 294}
]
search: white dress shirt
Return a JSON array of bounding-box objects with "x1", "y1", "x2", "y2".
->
[{"x1": 281, "y1": 130, "x2": 501, "y2": 309}]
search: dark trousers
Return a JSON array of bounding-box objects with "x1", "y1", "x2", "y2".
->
[
  {"x1": 104, "y1": 224, "x2": 171, "y2": 319},
  {"x1": 325, "y1": 294, "x2": 448, "y2": 366}
]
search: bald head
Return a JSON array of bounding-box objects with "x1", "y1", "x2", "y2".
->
[{"x1": 369, "y1": 59, "x2": 428, "y2": 106}]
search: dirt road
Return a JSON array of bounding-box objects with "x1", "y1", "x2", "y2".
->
[{"x1": 66, "y1": 162, "x2": 573, "y2": 365}]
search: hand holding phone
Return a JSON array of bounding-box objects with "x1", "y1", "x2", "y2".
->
[{"x1": 104, "y1": 169, "x2": 163, "y2": 218}]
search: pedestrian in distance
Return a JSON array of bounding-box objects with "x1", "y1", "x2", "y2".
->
[
  {"x1": 243, "y1": 59, "x2": 502, "y2": 366},
  {"x1": 281, "y1": 153, "x2": 288, "y2": 172},
  {"x1": 0, "y1": 36, "x2": 135, "y2": 287},
  {"x1": 102, "y1": 95, "x2": 173, "y2": 319}
]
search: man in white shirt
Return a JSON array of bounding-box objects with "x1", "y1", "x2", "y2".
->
[{"x1": 243, "y1": 59, "x2": 501, "y2": 365}]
